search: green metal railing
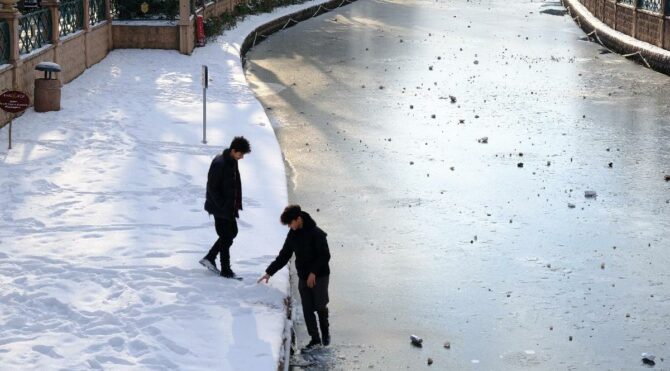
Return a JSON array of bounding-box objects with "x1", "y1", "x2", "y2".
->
[
  {"x1": 110, "y1": 0, "x2": 118, "y2": 19},
  {"x1": 638, "y1": 0, "x2": 662, "y2": 11},
  {"x1": 19, "y1": 8, "x2": 52, "y2": 55},
  {"x1": 0, "y1": 21, "x2": 9, "y2": 64},
  {"x1": 59, "y1": 0, "x2": 84, "y2": 37},
  {"x1": 90, "y1": 0, "x2": 107, "y2": 25}
]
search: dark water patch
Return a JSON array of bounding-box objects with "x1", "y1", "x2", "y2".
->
[{"x1": 540, "y1": 8, "x2": 568, "y2": 16}]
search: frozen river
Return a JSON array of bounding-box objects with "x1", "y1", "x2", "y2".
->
[{"x1": 244, "y1": 0, "x2": 670, "y2": 369}]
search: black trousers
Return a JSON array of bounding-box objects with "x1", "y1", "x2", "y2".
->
[
  {"x1": 298, "y1": 275, "x2": 329, "y2": 341},
  {"x1": 205, "y1": 217, "x2": 238, "y2": 269}
]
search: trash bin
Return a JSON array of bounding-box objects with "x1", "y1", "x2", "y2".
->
[{"x1": 34, "y1": 62, "x2": 62, "y2": 112}]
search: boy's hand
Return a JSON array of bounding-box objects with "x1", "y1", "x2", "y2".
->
[
  {"x1": 257, "y1": 273, "x2": 270, "y2": 284},
  {"x1": 307, "y1": 273, "x2": 316, "y2": 288}
]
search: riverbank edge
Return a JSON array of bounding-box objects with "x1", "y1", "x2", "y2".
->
[
  {"x1": 233, "y1": 1, "x2": 358, "y2": 369},
  {"x1": 240, "y1": 0, "x2": 357, "y2": 62},
  {"x1": 562, "y1": 0, "x2": 670, "y2": 75}
]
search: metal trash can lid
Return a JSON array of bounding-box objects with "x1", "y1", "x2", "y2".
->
[{"x1": 35, "y1": 62, "x2": 62, "y2": 72}]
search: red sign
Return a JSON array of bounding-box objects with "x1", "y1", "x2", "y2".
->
[{"x1": 0, "y1": 90, "x2": 30, "y2": 113}]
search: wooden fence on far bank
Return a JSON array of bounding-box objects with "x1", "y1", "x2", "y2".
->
[{"x1": 578, "y1": 0, "x2": 670, "y2": 49}]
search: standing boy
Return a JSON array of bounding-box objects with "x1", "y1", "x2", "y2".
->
[
  {"x1": 200, "y1": 136, "x2": 251, "y2": 279},
  {"x1": 258, "y1": 205, "x2": 331, "y2": 353}
]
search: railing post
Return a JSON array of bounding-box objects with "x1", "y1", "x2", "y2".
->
[
  {"x1": 83, "y1": 0, "x2": 91, "y2": 31},
  {"x1": 0, "y1": 6, "x2": 22, "y2": 90},
  {"x1": 41, "y1": 0, "x2": 61, "y2": 44},
  {"x1": 105, "y1": 0, "x2": 112, "y2": 21},
  {"x1": 660, "y1": 0, "x2": 667, "y2": 47},
  {"x1": 82, "y1": 0, "x2": 90, "y2": 67},
  {"x1": 0, "y1": 8, "x2": 20, "y2": 65},
  {"x1": 178, "y1": 0, "x2": 192, "y2": 54},
  {"x1": 632, "y1": 0, "x2": 638, "y2": 37},
  {"x1": 614, "y1": 0, "x2": 618, "y2": 30}
]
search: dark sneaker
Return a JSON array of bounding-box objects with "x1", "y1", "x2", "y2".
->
[
  {"x1": 300, "y1": 338, "x2": 322, "y2": 354},
  {"x1": 322, "y1": 334, "x2": 330, "y2": 347},
  {"x1": 220, "y1": 269, "x2": 241, "y2": 280},
  {"x1": 199, "y1": 258, "x2": 219, "y2": 274}
]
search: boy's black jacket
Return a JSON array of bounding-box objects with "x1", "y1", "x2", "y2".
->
[
  {"x1": 266, "y1": 212, "x2": 331, "y2": 280},
  {"x1": 204, "y1": 148, "x2": 242, "y2": 220}
]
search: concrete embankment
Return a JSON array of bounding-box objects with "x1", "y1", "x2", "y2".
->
[
  {"x1": 233, "y1": 1, "x2": 358, "y2": 369},
  {"x1": 240, "y1": 0, "x2": 357, "y2": 60},
  {"x1": 563, "y1": 0, "x2": 670, "y2": 74}
]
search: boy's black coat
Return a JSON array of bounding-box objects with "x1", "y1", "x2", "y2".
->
[
  {"x1": 204, "y1": 149, "x2": 242, "y2": 220},
  {"x1": 266, "y1": 212, "x2": 331, "y2": 280}
]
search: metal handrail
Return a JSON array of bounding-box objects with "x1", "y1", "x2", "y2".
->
[
  {"x1": 59, "y1": 0, "x2": 84, "y2": 37},
  {"x1": 19, "y1": 8, "x2": 52, "y2": 55},
  {"x1": 0, "y1": 21, "x2": 9, "y2": 64}
]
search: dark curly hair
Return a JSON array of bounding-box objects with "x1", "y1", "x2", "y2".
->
[
  {"x1": 280, "y1": 205, "x2": 302, "y2": 225},
  {"x1": 230, "y1": 136, "x2": 251, "y2": 154}
]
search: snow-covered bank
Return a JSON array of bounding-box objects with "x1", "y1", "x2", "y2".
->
[{"x1": 0, "y1": 1, "x2": 333, "y2": 369}]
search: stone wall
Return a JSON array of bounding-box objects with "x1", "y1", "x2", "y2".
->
[
  {"x1": 565, "y1": 0, "x2": 670, "y2": 75},
  {"x1": 575, "y1": 0, "x2": 670, "y2": 52},
  {"x1": 87, "y1": 23, "x2": 113, "y2": 68},
  {"x1": 614, "y1": 5, "x2": 635, "y2": 36},
  {"x1": 636, "y1": 10, "x2": 664, "y2": 46},
  {"x1": 112, "y1": 23, "x2": 180, "y2": 50},
  {"x1": 60, "y1": 33, "x2": 88, "y2": 83},
  {"x1": 602, "y1": 0, "x2": 617, "y2": 28}
]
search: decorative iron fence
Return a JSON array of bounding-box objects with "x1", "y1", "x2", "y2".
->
[
  {"x1": 110, "y1": 0, "x2": 118, "y2": 19},
  {"x1": 19, "y1": 8, "x2": 52, "y2": 55},
  {"x1": 112, "y1": 0, "x2": 180, "y2": 20},
  {"x1": 90, "y1": 0, "x2": 107, "y2": 25},
  {"x1": 0, "y1": 21, "x2": 9, "y2": 64},
  {"x1": 60, "y1": 0, "x2": 85, "y2": 37},
  {"x1": 638, "y1": 0, "x2": 662, "y2": 11},
  {"x1": 617, "y1": 0, "x2": 635, "y2": 5}
]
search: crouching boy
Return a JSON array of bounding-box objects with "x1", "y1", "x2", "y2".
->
[{"x1": 258, "y1": 205, "x2": 331, "y2": 353}]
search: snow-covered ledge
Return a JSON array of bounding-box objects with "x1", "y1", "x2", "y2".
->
[{"x1": 563, "y1": 0, "x2": 670, "y2": 74}]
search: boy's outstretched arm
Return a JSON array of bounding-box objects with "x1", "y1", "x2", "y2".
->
[{"x1": 258, "y1": 238, "x2": 292, "y2": 284}]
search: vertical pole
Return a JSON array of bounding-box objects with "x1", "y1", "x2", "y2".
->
[
  {"x1": 178, "y1": 0, "x2": 191, "y2": 54},
  {"x1": 105, "y1": 0, "x2": 111, "y2": 20},
  {"x1": 202, "y1": 64, "x2": 207, "y2": 144},
  {"x1": 202, "y1": 87, "x2": 207, "y2": 144},
  {"x1": 41, "y1": 0, "x2": 60, "y2": 44},
  {"x1": 105, "y1": 0, "x2": 112, "y2": 52},
  {"x1": 8, "y1": 120, "x2": 12, "y2": 150},
  {"x1": 83, "y1": 0, "x2": 91, "y2": 30},
  {"x1": 660, "y1": 0, "x2": 667, "y2": 47},
  {"x1": 0, "y1": 9, "x2": 20, "y2": 63},
  {"x1": 82, "y1": 0, "x2": 91, "y2": 67},
  {"x1": 629, "y1": 0, "x2": 639, "y2": 39}
]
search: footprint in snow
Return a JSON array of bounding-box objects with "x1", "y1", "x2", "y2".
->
[{"x1": 32, "y1": 345, "x2": 64, "y2": 359}]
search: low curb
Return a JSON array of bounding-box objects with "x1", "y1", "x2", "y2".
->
[
  {"x1": 562, "y1": 0, "x2": 670, "y2": 75},
  {"x1": 234, "y1": 2, "x2": 358, "y2": 369}
]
